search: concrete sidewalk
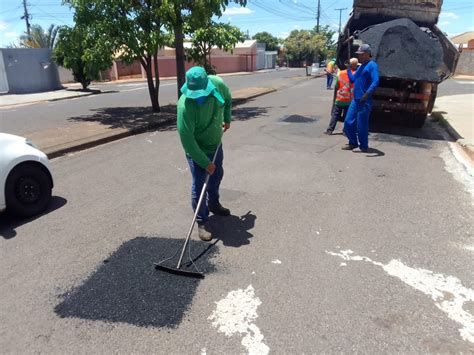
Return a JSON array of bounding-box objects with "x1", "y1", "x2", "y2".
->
[
  {"x1": 433, "y1": 93, "x2": 474, "y2": 160},
  {"x1": 0, "y1": 89, "x2": 94, "y2": 107},
  {"x1": 21, "y1": 86, "x2": 276, "y2": 158}
]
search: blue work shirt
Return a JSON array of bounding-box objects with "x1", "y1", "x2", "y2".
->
[{"x1": 348, "y1": 60, "x2": 380, "y2": 100}]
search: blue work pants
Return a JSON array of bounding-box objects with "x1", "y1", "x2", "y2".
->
[
  {"x1": 186, "y1": 145, "x2": 224, "y2": 225},
  {"x1": 344, "y1": 100, "x2": 372, "y2": 150},
  {"x1": 326, "y1": 74, "x2": 334, "y2": 89}
]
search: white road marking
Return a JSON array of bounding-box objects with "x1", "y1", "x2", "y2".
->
[
  {"x1": 209, "y1": 285, "x2": 270, "y2": 355},
  {"x1": 326, "y1": 249, "x2": 474, "y2": 343},
  {"x1": 271, "y1": 259, "x2": 282, "y2": 264},
  {"x1": 117, "y1": 83, "x2": 146, "y2": 87},
  {"x1": 441, "y1": 144, "x2": 474, "y2": 204},
  {"x1": 121, "y1": 82, "x2": 175, "y2": 92},
  {"x1": 121, "y1": 87, "x2": 147, "y2": 92},
  {"x1": 455, "y1": 81, "x2": 474, "y2": 85}
]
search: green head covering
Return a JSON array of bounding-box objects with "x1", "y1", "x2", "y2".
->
[{"x1": 180, "y1": 66, "x2": 224, "y2": 104}]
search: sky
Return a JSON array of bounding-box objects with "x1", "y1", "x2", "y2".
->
[{"x1": 1, "y1": 0, "x2": 473, "y2": 47}]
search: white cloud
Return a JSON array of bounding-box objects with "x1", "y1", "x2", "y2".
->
[
  {"x1": 293, "y1": 25, "x2": 301, "y2": 29},
  {"x1": 223, "y1": 7, "x2": 253, "y2": 15},
  {"x1": 439, "y1": 21, "x2": 450, "y2": 27},
  {"x1": 279, "y1": 32, "x2": 289, "y2": 39},
  {"x1": 0, "y1": 20, "x2": 8, "y2": 31},
  {"x1": 440, "y1": 12, "x2": 459, "y2": 19},
  {"x1": 5, "y1": 32, "x2": 19, "y2": 38}
]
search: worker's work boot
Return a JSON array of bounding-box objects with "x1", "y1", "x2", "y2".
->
[
  {"x1": 198, "y1": 223, "x2": 213, "y2": 242},
  {"x1": 341, "y1": 144, "x2": 358, "y2": 151},
  {"x1": 209, "y1": 202, "x2": 231, "y2": 216}
]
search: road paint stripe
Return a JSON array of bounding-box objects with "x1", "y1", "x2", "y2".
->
[
  {"x1": 121, "y1": 82, "x2": 175, "y2": 92},
  {"x1": 326, "y1": 249, "x2": 474, "y2": 343},
  {"x1": 455, "y1": 81, "x2": 474, "y2": 85},
  {"x1": 441, "y1": 144, "x2": 474, "y2": 204},
  {"x1": 209, "y1": 285, "x2": 270, "y2": 355}
]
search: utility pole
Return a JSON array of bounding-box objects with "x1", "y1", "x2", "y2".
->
[
  {"x1": 316, "y1": 0, "x2": 321, "y2": 33},
  {"x1": 335, "y1": 7, "x2": 348, "y2": 34},
  {"x1": 21, "y1": 0, "x2": 31, "y2": 37}
]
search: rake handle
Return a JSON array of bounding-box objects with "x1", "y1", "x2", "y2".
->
[{"x1": 177, "y1": 143, "x2": 222, "y2": 269}]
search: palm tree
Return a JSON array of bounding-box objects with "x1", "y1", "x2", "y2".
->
[{"x1": 20, "y1": 24, "x2": 59, "y2": 48}]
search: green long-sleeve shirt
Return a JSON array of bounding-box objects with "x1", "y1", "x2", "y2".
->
[{"x1": 177, "y1": 75, "x2": 232, "y2": 168}]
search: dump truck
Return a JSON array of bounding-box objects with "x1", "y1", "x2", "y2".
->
[{"x1": 336, "y1": 0, "x2": 460, "y2": 127}]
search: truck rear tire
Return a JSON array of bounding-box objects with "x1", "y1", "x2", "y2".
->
[{"x1": 409, "y1": 113, "x2": 427, "y2": 128}]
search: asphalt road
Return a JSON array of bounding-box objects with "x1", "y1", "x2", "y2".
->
[
  {"x1": 0, "y1": 69, "x2": 307, "y2": 136},
  {"x1": 1, "y1": 75, "x2": 473, "y2": 353}
]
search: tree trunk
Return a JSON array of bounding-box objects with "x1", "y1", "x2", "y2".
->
[
  {"x1": 174, "y1": 9, "x2": 186, "y2": 98},
  {"x1": 153, "y1": 54, "x2": 160, "y2": 110},
  {"x1": 141, "y1": 56, "x2": 160, "y2": 113}
]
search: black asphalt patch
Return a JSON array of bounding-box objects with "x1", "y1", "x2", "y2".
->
[
  {"x1": 281, "y1": 114, "x2": 317, "y2": 123},
  {"x1": 55, "y1": 237, "x2": 217, "y2": 328}
]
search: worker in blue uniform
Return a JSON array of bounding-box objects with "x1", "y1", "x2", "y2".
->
[{"x1": 342, "y1": 43, "x2": 380, "y2": 152}]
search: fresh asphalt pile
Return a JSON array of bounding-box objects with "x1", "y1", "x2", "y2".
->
[
  {"x1": 357, "y1": 18, "x2": 445, "y2": 82},
  {"x1": 55, "y1": 237, "x2": 217, "y2": 328}
]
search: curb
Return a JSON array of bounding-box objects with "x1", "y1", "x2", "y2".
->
[
  {"x1": 431, "y1": 111, "x2": 474, "y2": 162},
  {"x1": 46, "y1": 87, "x2": 277, "y2": 159}
]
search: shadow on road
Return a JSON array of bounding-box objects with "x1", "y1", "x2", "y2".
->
[
  {"x1": 55, "y1": 236, "x2": 217, "y2": 328},
  {"x1": 370, "y1": 114, "x2": 452, "y2": 142},
  {"x1": 67, "y1": 105, "x2": 177, "y2": 130},
  {"x1": 0, "y1": 196, "x2": 67, "y2": 239},
  {"x1": 210, "y1": 211, "x2": 256, "y2": 247},
  {"x1": 232, "y1": 106, "x2": 269, "y2": 121}
]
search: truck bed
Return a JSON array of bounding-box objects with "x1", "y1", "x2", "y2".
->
[{"x1": 352, "y1": 0, "x2": 442, "y2": 27}]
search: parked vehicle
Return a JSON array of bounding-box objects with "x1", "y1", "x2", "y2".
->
[
  {"x1": 0, "y1": 133, "x2": 53, "y2": 217},
  {"x1": 336, "y1": 0, "x2": 460, "y2": 127}
]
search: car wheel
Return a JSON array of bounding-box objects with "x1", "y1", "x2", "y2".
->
[{"x1": 5, "y1": 163, "x2": 52, "y2": 217}]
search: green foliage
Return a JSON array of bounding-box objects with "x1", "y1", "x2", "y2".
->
[
  {"x1": 252, "y1": 31, "x2": 279, "y2": 51},
  {"x1": 312, "y1": 25, "x2": 337, "y2": 62},
  {"x1": 186, "y1": 22, "x2": 245, "y2": 74},
  {"x1": 20, "y1": 24, "x2": 59, "y2": 48},
  {"x1": 163, "y1": 0, "x2": 247, "y2": 94},
  {"x1": 54, "y1": 25, "x2": 113, "y2": 90},
  {"x1": 284, "y1": 30, "x2": 326, "y2": 64},
  {"x1": 68, "y1": 0, "x2": 166, "y2": 64},
  {"x1": 65, "y1": 0, "x2": 167, "y2": 111}
]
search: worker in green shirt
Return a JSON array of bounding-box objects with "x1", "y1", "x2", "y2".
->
[{"x1": 177, "y1": 66, "x2": 232, "y2": 242}]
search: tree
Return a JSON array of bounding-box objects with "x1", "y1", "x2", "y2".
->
[
  {"x1": 54, "y1": 25, "x2": 113, "y2": 90},
  {"x1": 252, "y1": 31, "x2": 279, "y2": 51},
  {"x1": 284, "y1": 29, "x2": 326, "y2": 65},
  {"x1": 312, "y1": 25, "x2": 337, "y2": 62},
  {"x1": 20, "y1": 24, "x2": 59, "y2": 48},
  {"x1": 164, "y1": 0, "x2": 247, "y2": 98},
  {"x1": 66, "y1": 0, "x2": 167, "y2": 112},
  {"x1": 186, "y1": 22, "x2": 245, "y2": 74}
]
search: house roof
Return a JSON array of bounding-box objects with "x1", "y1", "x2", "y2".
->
[
  {"x1": 450, "y1": 31, "x2": 474, "y2": 44},
  {"x1": 235, "y1": 40, "x2": 257, "y2": 48}
]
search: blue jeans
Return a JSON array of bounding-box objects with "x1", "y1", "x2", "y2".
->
[
  {"x1": 344, "y1": 99, "x2": 372, "y2": 150},
  {"x1": 186, "y1": 145, "x2": 224, "y2": 225},
  {"x1": 326, "y1": 74, "x2": 333, "y2": 88}
]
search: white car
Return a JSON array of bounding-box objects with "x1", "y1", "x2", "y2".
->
[{"x1": 0, "y1": 133, "x2": 53, "y2": 217}]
